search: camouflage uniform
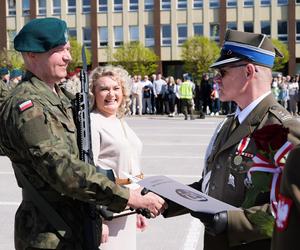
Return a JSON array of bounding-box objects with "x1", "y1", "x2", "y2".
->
[{"x1": 0, "y1": 72, "x2": 129, "y2": 250}]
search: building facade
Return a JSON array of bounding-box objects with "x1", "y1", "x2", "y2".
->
[{"x1": 1, "y1": 0, "x2": 300, "y2": 76}]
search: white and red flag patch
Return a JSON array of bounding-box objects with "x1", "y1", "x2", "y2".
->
[
  {"x1": 18, "y1": 100, "x2": 34, "y2": 112},
  {"x1": 275, "y1": 194, "x2": 293, "y2": 232}
]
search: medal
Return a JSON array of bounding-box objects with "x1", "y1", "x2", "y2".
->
[{"x1": 233, "y1": 155, "x2": 243, "y2": 166}]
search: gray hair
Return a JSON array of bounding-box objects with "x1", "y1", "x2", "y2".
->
[{"x1": 89, "y1": 65, "x2": 131, "y2": 118}]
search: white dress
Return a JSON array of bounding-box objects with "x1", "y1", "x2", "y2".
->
[{"x1": 90, "y1": 111, "x2": 143, "y2": 250}]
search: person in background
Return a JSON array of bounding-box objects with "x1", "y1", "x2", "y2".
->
[
  {"x1": 0, "y1": 67, "x2": 10, "y2": 106},
  {"x1": 210, "y1": 78, "x2": 220, "y2": 116},
  {"x1": 89, "y1": 65, "x2": 148, "y2": 250},
  {"x1": 8, "y1": 69, "x2": 23, "y2": 89},
  {"x1": 195, "y1": 73, "x2": 208, "y2": 119},
  {"x1": 131, "y1": 75, "x2": 143, "y2": 116},
  {"x1": 153, "y1": 73, "x2": 167, "y2": 115},
  {"x1": 63, "y1": 71, "x2": 81, "y2": 95},
  {"x1": 179, "y1": 73, "x2": 195, "y2": 120},
  {"x1": 163, "y1": 29, "x2": 300, "y2": 250},
  {"x1": 287, "y1": 75, "x2": 299, "y2": 116},
  {"x1": 142, "y1": 75, "x2": 153, "y2": 114},
  {"x1": 0, "y1": 17, "x2": 165, "y2": 250}
]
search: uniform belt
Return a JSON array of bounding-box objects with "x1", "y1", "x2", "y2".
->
[
  {"x1": 22, "y1": 189, "x2": 65, "y2": 202},
  {"x1": 115, "y1": 173, "x2": 144, "y2": 185}
]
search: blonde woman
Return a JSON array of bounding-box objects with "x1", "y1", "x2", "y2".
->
[{"x1": 89, "y1": 65, "x2": 147, "y2": 250}]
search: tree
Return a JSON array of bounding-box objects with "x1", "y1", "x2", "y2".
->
[
  {"x1": 112, "y1": 41, "x2": 158, "y2": 76},
  {"x1": 69, "y1": 37, "x2": 92, "y2": 71},
  {"x1": 271, "y1": 39, "x2": 289, "y2": 72},
  {"x1": 0, "y1": 48, "x2": 24, "y2": 70},
  {"x1": 181, "y1": 36, "x2": 220, "y2": 81}
]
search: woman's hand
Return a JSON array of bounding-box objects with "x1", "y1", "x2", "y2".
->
[
  {"x1": 101, "y1": 223, "x2": 109, "y2": 243},
  {"x1": 136, "y1": 214, "x2": 148, "y2": 231}
]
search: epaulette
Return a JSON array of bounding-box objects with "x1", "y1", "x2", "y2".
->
[
  {"x1": 226, "y1": 112, "x2": 236, "y2": 118},
  {"x1": 269, "y1": 105, "x2": 293, "y2": 122}
]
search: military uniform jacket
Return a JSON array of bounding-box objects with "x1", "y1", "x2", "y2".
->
[
  {"x1": 271, "y1": 145, "x2": 300, "y2": 250},
  {"x1": 0, "y1": 73, "x2": 129, "y2": 250},
  {"x1": 164, "y1": 93, "x2": 300, "y2": 249},
  {"x1": 0, "y1": 79, "x2": 9, "y2": 107}
]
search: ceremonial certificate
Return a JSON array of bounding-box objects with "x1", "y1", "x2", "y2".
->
[{"x1": 138, "y1": 175, "x2": 240, "y2": 214}]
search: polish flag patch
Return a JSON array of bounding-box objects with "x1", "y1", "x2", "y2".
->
[
  {"x1": 18, "y1": 100, "x2": 34, "y2": 112},
  {"x1": 275, "y1": 194, "x2": 293, "y2": 232}
]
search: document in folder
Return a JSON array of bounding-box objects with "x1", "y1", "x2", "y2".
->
[{"x1": 138, "y1": 175, "x2": 240, "y2": 214}]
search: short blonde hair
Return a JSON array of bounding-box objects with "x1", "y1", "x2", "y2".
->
[{"x1": 89, "y1": 65, "x2": 131, "y2": 118}]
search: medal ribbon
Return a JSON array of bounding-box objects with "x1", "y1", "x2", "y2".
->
[
  {"x1": 236, "y1": 137, "x2": 250, "y2": 155},
  {"x1": 246, "y1": 141, "x2": 293, "y2": 214}
]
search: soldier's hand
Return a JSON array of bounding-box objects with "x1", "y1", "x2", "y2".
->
[{"x1": 127, "y1": 188, "x2": 167, "y2": 217}]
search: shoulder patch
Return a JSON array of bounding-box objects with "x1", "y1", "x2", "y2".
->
[{"x1": 18, "y1": 100, "x2": 34, "y2": 112}]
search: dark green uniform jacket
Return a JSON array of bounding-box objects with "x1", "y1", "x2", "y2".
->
[
  {"x1": 271, "y1": 145, "x2": 300, "y2": 250},
  {"x1": 164, "y1": 93, "x2": 300, "y2": 250},
  {"x1": 0, "y1": 79, "x2": 9, "y2": 106},
  {"x1": 0, "y1": 73, "x2": 129, "y2": 250}
]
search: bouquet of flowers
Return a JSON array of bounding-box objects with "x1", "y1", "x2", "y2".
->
[{"x1": 242, "y1": 124, "x2": 293, "y2": 237}]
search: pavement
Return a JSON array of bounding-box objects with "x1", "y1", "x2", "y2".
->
[{"x1": 0, "y1": 115, "x2": 222, "y2": 250}]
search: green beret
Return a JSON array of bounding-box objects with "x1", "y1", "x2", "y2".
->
[
  {"x1": 14, "y1": 18, "x2": 69, "y2": 53},
  {"x1": 10, "y1": 69, "x2": 23, "y2": 79},
  {"x1": 0, "y1": 67, "x2": 9, "y2": 76}
]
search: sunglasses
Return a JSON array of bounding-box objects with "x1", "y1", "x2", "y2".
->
[{"x1": 216, "y1": 64, "x2": 249, "y2": 78}]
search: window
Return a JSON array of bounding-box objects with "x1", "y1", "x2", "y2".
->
[
  {"x1": 161, "y1": 25, "x2": 171, "y2": 46},
  {"x1": 129, "y1": 26, "x2": 139, "y2": 42},
  {"x1": 244, "y1": 21, "x2": 253, "y2": 32},
  {"x1": 145, "y1": 0, "x2": 154, "y2": 11},
  {"x1": 227, "y1": 22, "x2": 237, "y2": 30},
  {"x1": 82, "y1": 0, "x2": 90, "y2": 13},
  {"x1": 277, "y1": 0, "x2": 288, "y2": 5},
  {"x1": 99, "y1": 27, "x2": 108, "y2": 47},
  {"x1": 22, "y1": 0, "x2": 30, "y2": 16},
  {"x1": 227, "y1": 0, "x2": 237, "y2": 7},
  {"x1": 210, "y1": 23, "x2": 220, "y2": 42},
  {"x1": 277, "y1": 20, "x2": 288, "y2": 42},
  {"x1": 145, "y1": 25, "x2": 154, "y2": 46},
  {"x1": 244, "y1": 0, "x2": 254, "y2": 7},
  {"x1": 260, "y1": 0, "x2": 270, "y2": 6},
  {"x1": 83, "y1": 27, "x2": 91, "y2": 48},
  {"x1": 38, "y1": 0, "x2": 46, "y2": 15},
  {"x1": 296, "y1": 21, "x2": 300, "y2": 42},
  {"x1": 194, "y1": 23, "x2": 203, "y2": 36},
  {"x1": 68, "y1": 0, "x2": 76, "y2": 14},
  {"x1": 68, "y1": 28, "x2": 77, "y2": 38},
  {"x1": 53, "y1": 0, "x2": 61, "y2": 15},
  {"x1": 177, "y1": 0, "x2": 187, "y2": 9},
  {"x1": 129, "y1": 0, "x2": 138, "y2": 11},
  {"x1": 7, "y1": 30, "x2": 16, "y2": 50},
  {"x1": 98, "y1": 0, "x2": 107, "y2": 12},
  {"x1": 114, "y1": 0, "x2": 123, "y2": 12},
  {"x1": 193, "y1": 0, "x2": 203, "y2": 8},
  {"x1": 177, "y1": 24, "x2": 187, "y2": 45},
  {"x1": 209, "y1": 0, "x2": 219, "y2": 8},
  {"x1": 114, "y1": 26, "x2": 123, "y2": 47},
  {"x1": 261, "y1": 21, "x2": 270, "y2": 36},
  {"x1": 7, "y1": 0, "x2": 16, "y2": 16},
  {"x1": 161, "y1": 0, "x2": 171, "y2": 10}
]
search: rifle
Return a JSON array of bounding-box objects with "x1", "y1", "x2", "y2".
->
[{"x1": 73, "y1": 46, "x2": 100, "y2": 250}]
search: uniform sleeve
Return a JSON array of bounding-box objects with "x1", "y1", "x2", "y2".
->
[{"x1": 14, "y1": 102, "x2": 129, "y2": 213}]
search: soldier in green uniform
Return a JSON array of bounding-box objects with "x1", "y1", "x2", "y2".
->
[
  {"x1": 271, "y1": 145, "x2": 300, "y2": 250},
  {"x1": 0, "y1": 67, "x2": 10, "y2": 106},
  {"x1": 9, "y1": 69, "x2": 23, "y2": 89},
  {"x1": 0, "y1": 17, "x2": 166, "y2": 250},
  {"x1": 164, "y1": 30, "x2": 300, "y2": 250}
]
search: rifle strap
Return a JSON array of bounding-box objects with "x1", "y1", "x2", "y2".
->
[{"x1": 12, "y1": 164, "x2": 73, "y2": 239}]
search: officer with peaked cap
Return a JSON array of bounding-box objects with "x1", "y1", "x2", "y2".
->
[
  {"x1": 163, "y1": 29, "x2": 300, "y2": 250},
  {"x1": 0, "y1": 67, "x2": 10, "y2": 106},
  {"x1": 0, "y1": 17, "x2": 165, "y2": 250}
]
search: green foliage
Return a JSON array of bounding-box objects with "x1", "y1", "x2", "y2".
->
[
  {"x1": 0, "y1": 48, "x2": 24, "y2": 70},
  {"x1": 181, "y1": 36, "x2": 220, "y2": 81},
  {"x1": 271, "y1": 39, "x2": 289, "y2": 72},
  {"x1": 69, "y1": 37, "x2": 91, "y2": 71},
  {"x1": 112, "y1": 41, "x2": 158, "y2": 76}
]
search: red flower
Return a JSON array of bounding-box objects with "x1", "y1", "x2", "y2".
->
[{"x1": 252, "y1": 124, "x2": 289, "y2": 153}]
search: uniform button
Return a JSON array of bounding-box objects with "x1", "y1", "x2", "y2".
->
[
  {"x1": 211, "y1": 184, "x2": 216, "y2": 191},
  {"x1": 216, "y1": 164, "x2": 221, "y2": 169}
]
